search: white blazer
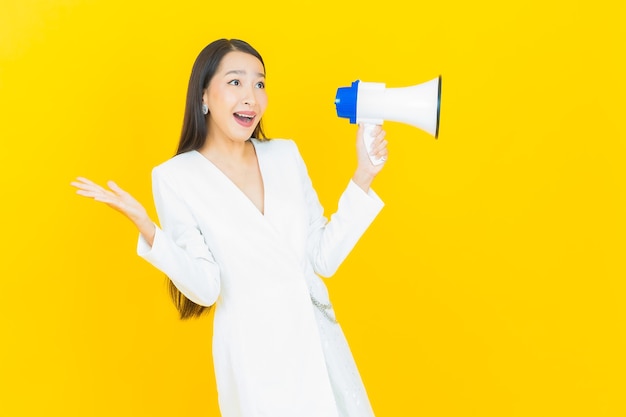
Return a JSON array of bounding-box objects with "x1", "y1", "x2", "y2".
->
[{"x1": 138, "y1": 138, "x2": 383, "y2": 417}]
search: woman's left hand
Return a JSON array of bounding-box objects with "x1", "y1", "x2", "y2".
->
[{"x1": 352, "y1": 124, "x2": 388, "y2": 191}]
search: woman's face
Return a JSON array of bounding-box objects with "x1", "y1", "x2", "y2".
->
[{"x1": 203, "y1": 51, "x2": 267, "y2": 143}]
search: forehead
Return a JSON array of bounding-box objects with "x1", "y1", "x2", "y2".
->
[{"x1": 217, "y1": 51, "x2": 265, "y2": 76}]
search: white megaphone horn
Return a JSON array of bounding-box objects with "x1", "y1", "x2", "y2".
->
[{"x1": 335, "y1": 76, "x2": 442, "y2": 165}]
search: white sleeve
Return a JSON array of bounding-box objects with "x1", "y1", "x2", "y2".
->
[
  {"x1": 295, "y1": 146, "x2": 384, "y2": 277},
  {"x1": 136, "y1": 168, "x2": 220, "y2": 307}
]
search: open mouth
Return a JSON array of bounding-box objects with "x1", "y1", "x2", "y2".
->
[{"x1": 234, "y1": 112, "x2": 255, "y2": 127}]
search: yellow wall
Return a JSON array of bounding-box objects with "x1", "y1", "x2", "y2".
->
[{"x1": 1, "y1": 1, "x2": 625, "y2": 416}]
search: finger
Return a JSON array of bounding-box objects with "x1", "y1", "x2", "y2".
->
[
  {"x1": 74, "y1": 189, "x2": 93, "y2": 197},
  {"x1": 72, "y1": 182, "x2": 97, "y2": 192},
  {"x1": 71, "y1": 178, "x2": 91, "y2": 189},
  {"x1": 70, "y1": 181, "x2": 85, "y2": 189},
  {"x1": 72, "y1": 181, "x2": 106, "y2": 194},
  {"x1": 75, "y1": 176, "x2": 98, "y2": 186},
  {"x1": 72, "y1": 176, "x2": 108, "y2": 191},
  {"x1": 364, "y1": 125, "x2": 381, "y2": 136},
  {"x1": 370, "y1": 130, "x2": 386, "y2": 148},
  {"x1": 371, "y1": 139, "x2": 388, "y2": 155},
  {"x1": 107, "y1": 180, "x2": 127, "y2": 196},
  {"x1": 76, "y1": 189, "x2": 111, "y2": 200}
]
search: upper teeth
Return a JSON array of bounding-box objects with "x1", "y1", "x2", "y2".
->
[{"x1": 236, "y1": 113, "x2": 253, "y2": 119}]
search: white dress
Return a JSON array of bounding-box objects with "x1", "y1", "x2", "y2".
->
[{"x1": 137, "y1": 138, "x2": 383, "y2": 417}]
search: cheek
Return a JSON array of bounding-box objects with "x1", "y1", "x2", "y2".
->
[
  {"x1": 257, "y1": 91, "x2": 269, "y2": 110},
  {"x1": 208, "y1": 87, "x2": 234, "y2": 109}
]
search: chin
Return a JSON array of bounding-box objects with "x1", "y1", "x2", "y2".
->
[
  {"x1": 229, "y1": 134, "x2": 254, "y2": 143},
  {"x1": 233, "y1": 128, "x2": 257, "y2": 141}
]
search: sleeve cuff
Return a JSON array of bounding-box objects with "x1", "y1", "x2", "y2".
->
[
  {"x1": 137, "y1": 223, "x2": 161, "y2": 259},
  {"x1": 347, "y1": 179, "x2": 385, "y2": 211}
]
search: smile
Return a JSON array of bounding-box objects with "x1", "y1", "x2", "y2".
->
[
  {"x1": 233, "y1": 112, "x2": 256, "y2": 127},
  {"x1": 235, "y1": 112, "x2": 255, "y2": 120}
]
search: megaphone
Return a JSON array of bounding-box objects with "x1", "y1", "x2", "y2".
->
[{"x1": 335, "y1": 76, "x2": 442, "y2": 165}]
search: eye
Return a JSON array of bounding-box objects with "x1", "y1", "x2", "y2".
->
[
  {"x1": 255, "y1": 81, "x2": 265, "y2": 89},
  {"x1": 228, "y1": 79, "x2": 240, "y2": 86}
]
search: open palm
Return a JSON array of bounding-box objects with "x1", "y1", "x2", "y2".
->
[{"x1": 71, "y1": 177, "x2": 148, "y2": 224}]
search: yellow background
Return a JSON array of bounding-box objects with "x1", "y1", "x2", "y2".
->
[{"x1": 1, "y1": 0, "x2": 625, "y2": 416}]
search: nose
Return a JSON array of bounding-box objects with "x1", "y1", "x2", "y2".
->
[{"x1": 242, "y1": 86, "x2": 256, "y2": 106}]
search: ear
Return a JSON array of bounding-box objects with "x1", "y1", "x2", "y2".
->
[{"x1": 202, "y1": 88, "x2": 209, "y2": 106}]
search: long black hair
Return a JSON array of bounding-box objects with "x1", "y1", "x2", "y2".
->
[{"x1": 169, "y1": 39, "x2": 267, "y2": 320}]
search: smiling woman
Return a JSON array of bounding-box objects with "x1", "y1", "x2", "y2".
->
[{"x1": 71, "y1": 38, "x2": 389, "y2": 417}]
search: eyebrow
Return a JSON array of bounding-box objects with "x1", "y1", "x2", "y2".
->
[{"x1": 225, "y1": 70, "x2": 265, "y2": 78}]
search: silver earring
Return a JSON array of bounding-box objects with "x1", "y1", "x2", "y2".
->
[{"x1": 202, "y1": 103, "x2": 208, "y2": 115}]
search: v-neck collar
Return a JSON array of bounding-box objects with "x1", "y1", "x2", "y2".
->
[{"x1": 192, "y1": 139, "x2": 266, "y2": 217}]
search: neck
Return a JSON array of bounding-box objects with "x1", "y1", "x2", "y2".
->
[{"x1": 200, "y1": 137, "x2": 252, "y2": 164}]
